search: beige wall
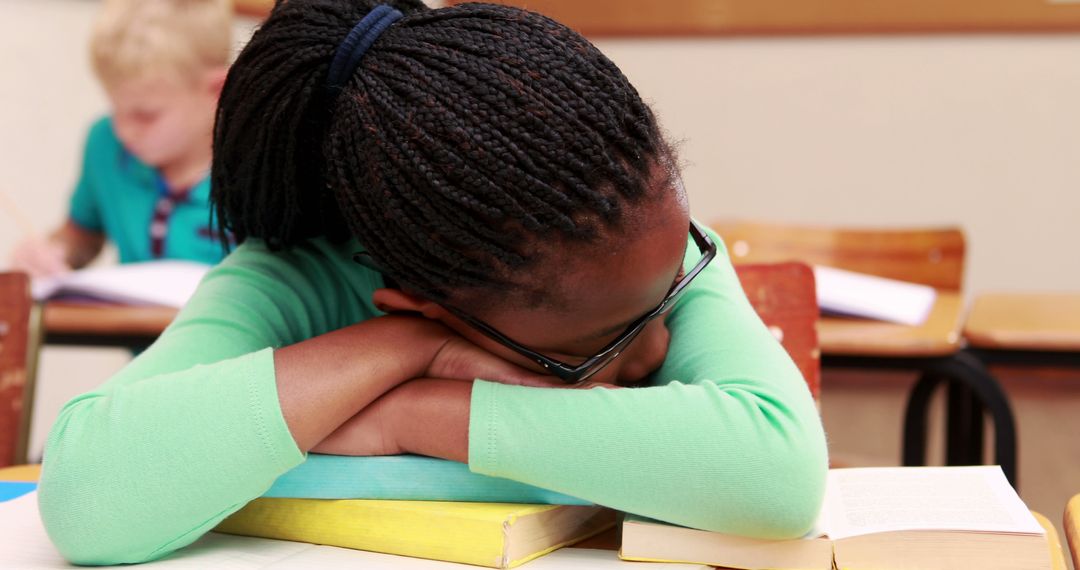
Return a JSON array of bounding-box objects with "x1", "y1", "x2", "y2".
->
[
  {"x1": 596, "y1": 34, "x2": 1080, "y2": 293},
  {"x1": 2, "y1": 1, "x2": 1079, "y2": 458}
]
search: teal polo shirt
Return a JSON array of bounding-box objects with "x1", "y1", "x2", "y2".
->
[{"x1": 68, "y1": 117, "x2": 226, "y2": 265}]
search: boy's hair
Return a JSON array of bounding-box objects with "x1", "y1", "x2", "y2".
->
[
  {"x1": 212, "y1": 0, "x2": 666, "y2": 306},
  {"x1": 90, "y1": 0, "x2": 233, "y2": 86}
]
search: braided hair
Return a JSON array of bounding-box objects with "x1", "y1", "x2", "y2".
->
[{"x1": 212, "y1": 0, "x2": 667, "y2": 307}]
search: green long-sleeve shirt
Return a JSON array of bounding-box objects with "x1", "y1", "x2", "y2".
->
[{"x1": 38, "y1": 228, "x2": 828, "y2": 565}]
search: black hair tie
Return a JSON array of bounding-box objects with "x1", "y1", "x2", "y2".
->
[{"x1": 326, "y1": 4, "x2": 403, "y2": 92}]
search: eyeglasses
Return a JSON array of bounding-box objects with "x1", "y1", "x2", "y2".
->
[{"x1": 355, "y1": 219, "x2": 717, "y2": 385}]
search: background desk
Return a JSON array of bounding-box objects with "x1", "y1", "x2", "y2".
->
[
  {"x1": 42, "y1": 302, "x2": 177, "y2": 348},
  {"x1": 819, "y1": 292, "x2": 1018, "y2": 486}
]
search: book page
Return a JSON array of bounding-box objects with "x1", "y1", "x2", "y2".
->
[
  {"x1": 31, "y1": 260, "x2": 210, "y2": 307},
  {"x1": 821, "y1": 466, "x2": 1043, "y2": 540},
  {"x1": 813, "y1": 265, "x2": 936, "y2": 326}
]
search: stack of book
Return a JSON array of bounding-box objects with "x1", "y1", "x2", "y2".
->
[{"x1": 213, "y1": 454, "x2": 614, "y2": 569}]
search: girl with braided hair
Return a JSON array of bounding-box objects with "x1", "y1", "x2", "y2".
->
[{"x1": 38, "y1": 1, "x2": 826, "y2": 564}]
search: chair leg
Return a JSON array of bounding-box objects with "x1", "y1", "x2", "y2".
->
[
  {"x1": 957, "y1": 351, "x2": 1016, "y2": 486},
  {"x1": 945, "y1": 381, "x2": 984, "y2": 466},
  {"x1": 901, "y1": 353, "x2": 1017, "y2": 487},
  {"x1": 927, "y1": 352, "x2": 1017, "y2": 487},
  {"x1": 903, "y1": 372, "x2": 945, "y2": 467}
]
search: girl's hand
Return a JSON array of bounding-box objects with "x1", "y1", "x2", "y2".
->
[{"x1": 424, "y1": 330, "x2": 556, "y2": 388}]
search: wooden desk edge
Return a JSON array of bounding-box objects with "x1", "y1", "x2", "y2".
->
[
  {"x1": 42, "y1": 302, "x2": 177, "y2": 338},
  {"x1": 1065, "y1": 494, "x2": 1080, "y2": 570},
  {"x1": 964, "y1": 329, "x2": 1080, "y2": 352}
]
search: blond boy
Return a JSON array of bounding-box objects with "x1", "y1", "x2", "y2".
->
[{"x1": 12, "y1": 0, "x2": 233, "y2": 277}]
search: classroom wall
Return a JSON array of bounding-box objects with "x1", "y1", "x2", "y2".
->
[
  {"x1": 594, "y1": 34, "x2": 1080, "y2": 293},
  {"x1": 3, "y1": 0, "x2": 1079, "y2": 455}
]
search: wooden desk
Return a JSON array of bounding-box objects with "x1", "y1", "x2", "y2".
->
[
  {"x1": 965, "y1": 293, "x2": 1080, "y2": 352},
  {"x1": 42, "y1": 301, "x2": 177, "y2": 348},
  {"x1": 1, "y1": 464, "x2": 1065, "y2": 569},
  {"x1": 819, "y1": 291, "x2": 964, "y2": 357}
]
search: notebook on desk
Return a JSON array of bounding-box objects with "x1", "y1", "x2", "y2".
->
[
  {"x1": 814, "y1": 265, "x2": 937, "y2": 326},
  {"x1": 31, "y1": 260, "x2": 209, "y2": 308}
]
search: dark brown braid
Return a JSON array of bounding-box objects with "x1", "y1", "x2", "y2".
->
[{"x1": 212, "y1": 0, "x2": 665, "y2": 304}]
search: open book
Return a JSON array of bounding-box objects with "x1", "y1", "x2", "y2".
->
[
  {"x1": 620, "y1": 466, "x2": 1050, "y2": 570},
  {"x1": 30, "y1": 260, "x2": 210, "y2": 308},
  {"x1": 814, "y1": 265, "x2": 937, "y2": 326}
]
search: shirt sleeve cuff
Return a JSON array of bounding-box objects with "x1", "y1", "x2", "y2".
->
[
  {"x1": 249, "y1": 348, "x2": 306, "y2": 472},
  {"x1": 467, "y1": 379, "x2": 503, "y2": 476}
]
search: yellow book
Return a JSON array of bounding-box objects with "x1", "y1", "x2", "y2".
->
[{"x1": 214, "y1": 498, "x2": 615, "y2": 569}]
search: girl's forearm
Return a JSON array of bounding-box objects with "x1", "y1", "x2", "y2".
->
[
  {"x1": 389, "y1": 379, "x2": 473, "y2": 462},
  {"x1": 273, "y1": 315, "x2": 446, "y2": 452},
  {"x1": 311, "y1": 378, "x2": 473, "y2": 462}
]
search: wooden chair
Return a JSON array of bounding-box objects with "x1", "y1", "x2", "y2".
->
[
  {"x1": 0, "y1": 272, "x2": 40, "y2": 467},
  {"x1": 1067, "y1": 494, "x2": 1080, "y2": 570},
  {"x1": 733, "y1": 262, "x2": 820, "y2": 400},
  {"x1": 711, "y1": 220, "x2": 1019, "y2": 487}
]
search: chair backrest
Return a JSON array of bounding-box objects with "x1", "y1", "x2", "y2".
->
[
  {"x1": 734, "y1": 262, "x2": 820, "y2": 400},
  {"x1": 713, "y1": 220, "x2": 966, "y2": 291},
  {"x1": 0, "y1": 273, "x2": 33, "y2": 468},
  {"x1": 1067, "y1": 494, "x2": 1080, "y2": 570}
]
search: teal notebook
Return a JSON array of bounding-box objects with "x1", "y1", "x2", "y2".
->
[
  {"x1": 264, "y1": 454, "x2": 590, "y2": 505},
  {"x1": 0, "y1": 481, "x2": 36, "y2": 502}
]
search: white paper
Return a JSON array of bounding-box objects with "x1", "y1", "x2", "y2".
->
[
  {"x1": 813, "y1": 265, "x2": 937, "y2": 326},
  {"x1": 0, "y1": 491, "x2": 697, "y2": 569},
  {"x1": 31, "y1": 260, "x2": 210, "y2": 308},
  {"x1": 820, "y1": 466, "x2": 1044, "y2": 541}
]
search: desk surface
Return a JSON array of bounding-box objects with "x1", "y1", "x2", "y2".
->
[
  {"x1": 2, "y1": 464, "x2": 1066, "y2": 570},
  {"x1": 818, "y1": 291, "x2": 964, "y2": 357},
  {"x1": 964, "y1": 293, "x2": 1080, "y2": 352}
]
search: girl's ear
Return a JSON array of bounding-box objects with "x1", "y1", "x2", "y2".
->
[{"x1": 371, "y1": 288, "x2": 446, "y2": 320}]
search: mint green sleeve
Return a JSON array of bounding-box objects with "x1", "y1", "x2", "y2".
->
[
  {"x1": 467, "y1": 230, "x2": 829, "y2": 539},
  {"x1": 36, "y1": 243, "x2": 377, "y2": 565}
]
